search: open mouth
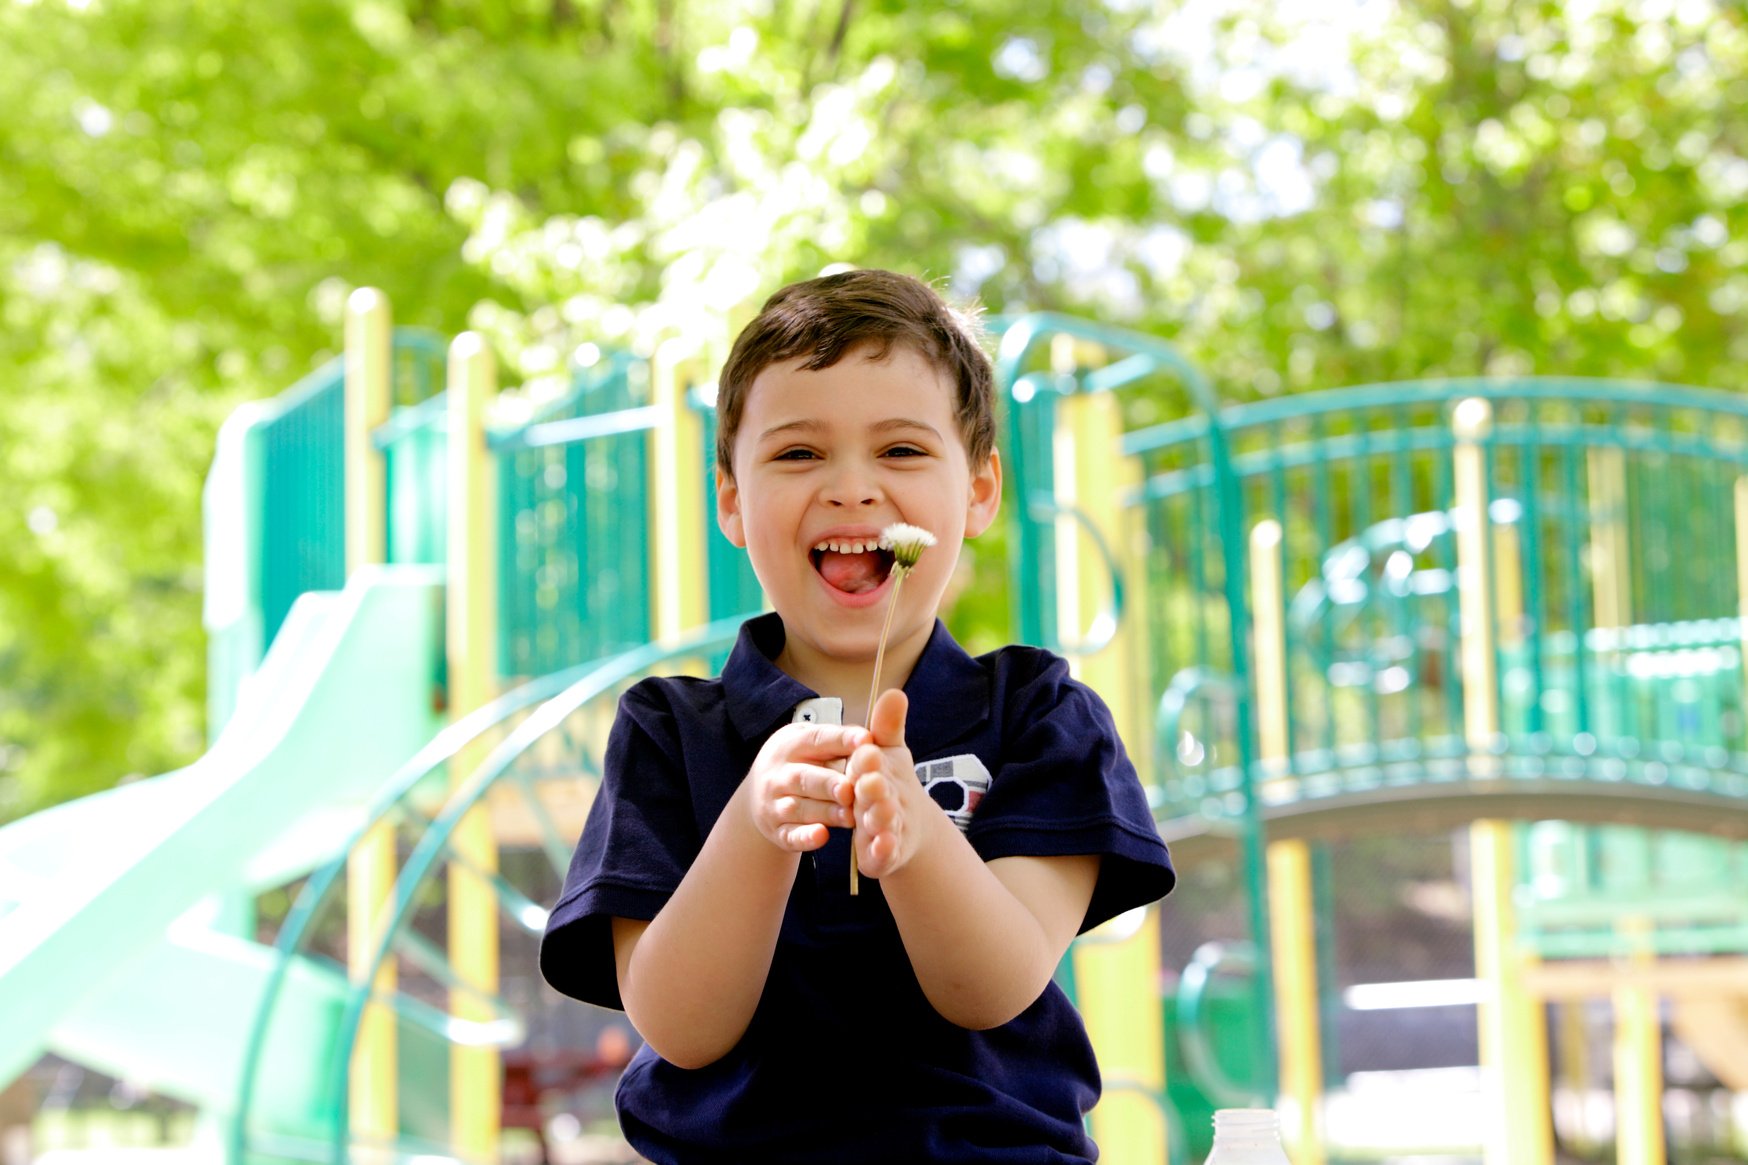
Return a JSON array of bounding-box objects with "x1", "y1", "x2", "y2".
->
[{"x1": 810, "y1": 538, "x2": 897, "y2": 596}]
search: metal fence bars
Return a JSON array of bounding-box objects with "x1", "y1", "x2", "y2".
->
[{"x1": 232, "y1": 621, "x2": 746, "y2": 1165}]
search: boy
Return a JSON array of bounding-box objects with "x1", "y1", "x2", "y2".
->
[{"x1": 541, "y1": 269, "x2": 1174, "y2": 1163}]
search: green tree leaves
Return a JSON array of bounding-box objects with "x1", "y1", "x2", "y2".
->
[{"x1": 3, "y1": 0, "x2": 1744, "y2": 818}]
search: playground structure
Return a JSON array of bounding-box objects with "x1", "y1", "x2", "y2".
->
[{"x1": 0, "y1": 289, "x2": 1745, "y2": 1164}]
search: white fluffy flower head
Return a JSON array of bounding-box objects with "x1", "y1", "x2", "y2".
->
[{"x1": 879, "y1": 522, "x2": 936, "y2": 572}]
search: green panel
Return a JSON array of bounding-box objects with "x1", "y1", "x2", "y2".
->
[
  {"x1": 494, "y1": 357, "x2": 656, "y2": 677},
  {"x1": 253, "y1": 330, "x2": 450, "y2": 654},
  {"x1": 258, "y1": 360, "x2": 346, "y2": 651}
]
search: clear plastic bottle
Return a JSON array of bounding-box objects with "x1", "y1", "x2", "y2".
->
[{"x1": 1202, "y1": 1108, "x2": 1292, "y2": 1164}]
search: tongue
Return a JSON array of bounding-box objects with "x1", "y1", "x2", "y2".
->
[{"x1": 819, "y1": 551, "x2": 886, "y2": 594}]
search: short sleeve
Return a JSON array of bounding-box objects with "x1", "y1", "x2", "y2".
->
[
  {"x1": 539, "y1": 680, "x2": 699, "y2": 1009},
  {"x1": 968, "y1": 651, "x2": 1175, "y2": 932}
]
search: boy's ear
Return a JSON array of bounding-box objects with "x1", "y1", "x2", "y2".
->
[
  {"x1": 963, "y1": 449, "x2": 1002, "y2": 539},
  {"x1": 715, "y1": 464, "x2": 747, "y2": 548}
]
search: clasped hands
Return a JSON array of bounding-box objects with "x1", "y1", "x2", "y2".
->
[{"x1": 745, "y1": 688, "x2": 923, "y2": 879}]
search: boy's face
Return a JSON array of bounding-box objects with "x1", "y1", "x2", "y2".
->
[{"x1": 716, "y1": 342, "x2": 1001, "y2": 677}]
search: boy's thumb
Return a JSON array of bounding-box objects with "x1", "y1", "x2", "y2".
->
[{"x1": 871, "y1": 688, "x2": 908, "y2": 749}]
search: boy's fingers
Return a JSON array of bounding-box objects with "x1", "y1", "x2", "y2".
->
[
  {"x1": 861, "y1": 792, "x2": 901, "y2": 831},
  {"x1": 858, "y1": 828, "x2": 898, "y2": 876},
  {"x1": 870, "y1": 689, "x2": 908, "y2": 749},
  {"x1": 772, "y1": 795, "x2": 853, "y2": 828},
  {"x1": 778, "y1": 823, "x2": 829, "y2": 851},
  {"x1": 779, "y1": 765, "x2": 852, "y2": 803},
  {"x1": 854, "y1": 771, "x2": 889, "y2": 805},
  {"x1": 847, "y1": 742, "x2": 885, "y2": 777},
  {"x1": 783, "y1": 723, "x2": 871, "y2": 759}
]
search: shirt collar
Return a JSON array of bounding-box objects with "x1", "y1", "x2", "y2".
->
[{"x1": 722, "y1": 613, "x2": 992, "y2": 756}]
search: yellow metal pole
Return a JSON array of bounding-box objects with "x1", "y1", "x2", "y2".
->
[
  {"x1": 1493, "y1": 520, "x2": 1524, "y2": 649},
  {"x1": 345, "y1": 288, "x2": 391, "y2": 578},
  {"x1": 1453, "y1": 399, "x2": 1500, "y2": 778},
  {"x1": 1590, "y1": 452, "x2": 1669, "y2": 1165},
  {"x1": 1588, "y1": 445, "x2": 1633, "y2": 738},
  {"x1": 1454, "y1": 398, "x2": 1552, "y2": 1165},
  {"x1": 1074, "y1": 908, "x2": 1166, "y2": 1151},
  {"x1": 1250, "y1": 520, "x2": 1291, "y2": 774},
  {"x1": 447, "y1": 333, "x2": 501, "y2": 1161},
  {"x1": 1251, "y1": 519, "x2": 1325, "y2": 1165},
  {"x1": 1589, "y1": 448, "x2": 1633, "y2": 632},
  {"x1": 344, "y1": 288, "x2": 397, "y2": 1154},
  {"x1": 1056, "y1": 377, "x2": 1168, "y2": 1162},
  {"x1": 650, "y1": 337, "x2": 707, "y2": 642},
  {"x1": 1612, "y1": 917, "x2": 1666, "y2": 1165}
]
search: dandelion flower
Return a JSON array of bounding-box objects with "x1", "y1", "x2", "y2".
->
[{"x1": 880, "y1": 523, "x2": 937, "y2": 572}]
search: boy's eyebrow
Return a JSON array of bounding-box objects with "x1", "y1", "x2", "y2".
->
[{"x1": 757, "y1": 417, "x2": 945, "y2": 441}]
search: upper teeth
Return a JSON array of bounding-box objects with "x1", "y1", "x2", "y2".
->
[{"x1": 813, "y1": 539, "x2": 878, "y2": 554}]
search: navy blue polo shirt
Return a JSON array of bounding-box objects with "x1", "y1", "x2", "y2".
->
[{"x1": 541, "y1": 613, "x2": 1174, "y2": 1164}]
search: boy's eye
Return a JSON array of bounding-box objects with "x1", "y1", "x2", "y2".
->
[
  {"x1": 883, "y1": 445, "x2": 926, "y2": 458},
  {"x1": 773, "y1": 448, "x2": 819, "y2": 461}
]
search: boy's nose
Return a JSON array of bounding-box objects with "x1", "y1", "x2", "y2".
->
[
  {"x1": 820, "y1": 465, "x2": 882, "y2": 507},
  {"x1": 824, "y1": 487, "x2": 880, "y2": 508}
]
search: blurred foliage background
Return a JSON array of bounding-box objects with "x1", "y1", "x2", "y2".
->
[{"x1": 2, "y1": 0, "x2": 1745, "y2": 820}]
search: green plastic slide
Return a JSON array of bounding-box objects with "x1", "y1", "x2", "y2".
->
[{"x1": 0, "y1": 566, "x2": 446, "y2": 1108}]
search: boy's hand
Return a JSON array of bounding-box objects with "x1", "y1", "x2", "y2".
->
[
  {"x1": 744, "y1": 722, "x2": 866, "y2": 852},
  {"x1": 848, "y1": 689, "x2": 930, "y2": 879}
]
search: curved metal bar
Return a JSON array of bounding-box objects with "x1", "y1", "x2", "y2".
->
[
  {"x1": 1176, "y1": 941, "x2": 1266, "y2": 1109},
  {"x1": 231, "y1": 649, "x2": 650, "y2": 1162},
  {"x1": 325, "y1": 617, "x2": 751, "y2": 1159},
  {"x1": 1132, "y1": 413, "x2": 1748, "y2": 480},
  {"x1": 991, "y1": 312, "x2": 1220, "y2": 416},
  {"x1": 1222, "y1": 376, "x2": 1748, "y2": 428},
  {"x1": 1156, "y1": 748, "x2": 1748, "y2": 859}
]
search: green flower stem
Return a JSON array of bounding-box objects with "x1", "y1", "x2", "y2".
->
[{"x1": 851, "y1": 564, "x2": 910, "y2": 896}]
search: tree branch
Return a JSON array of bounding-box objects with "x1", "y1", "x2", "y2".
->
[{"x1": 826, "y1": 0, "x2": 854, "y2": 69}]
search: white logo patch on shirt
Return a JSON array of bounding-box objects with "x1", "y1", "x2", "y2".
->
[
  {"x1": 917, "y1": 755, "x2": 992, "y2": 832},
  {"x1": 791, "y1": 698, "x2": 844, "y2": 726}
]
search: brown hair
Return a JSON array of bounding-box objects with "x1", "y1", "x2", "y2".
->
[{"x1": 715, "y1": 269, "x2": 996, "y2": 478}]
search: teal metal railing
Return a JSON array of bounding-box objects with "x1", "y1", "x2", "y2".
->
[
  {"x1": 991, "y1": 317, "x2": 1748, "y2": 1144},
  {"x1": 1129, "y1": 380, "x2": 1748, "y2": 830},
  {"x1": 253, "y1": 330, "x2": 447, "y2": 654},
  {"x1": 256, "y1": 361, "x2": 345, "y2": 652},
  {"x1": 233, "y1": 620, "x2": 749, "y2": 1165},
  {"x1": 491, "y1": 354, "x2": 655, "y2": 679}
]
